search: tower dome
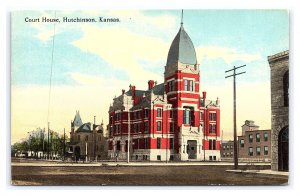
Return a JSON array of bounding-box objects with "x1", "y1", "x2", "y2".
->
[{"x1": 166, "y1": 25, "x2": 197, "y2": 66}]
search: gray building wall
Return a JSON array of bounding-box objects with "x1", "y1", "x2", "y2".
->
[{"x1": 268, "y1": 50, "x2": 289, "y2": 170}]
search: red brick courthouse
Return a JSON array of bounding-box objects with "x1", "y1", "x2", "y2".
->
[{"x1": 108, "y1": 21, "x2": 221, "y2": 161}]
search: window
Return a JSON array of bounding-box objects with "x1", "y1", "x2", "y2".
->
[
  {"x1": 209, "y1": 124, "x2": 216, "y2": 134},
  {"x1": 134, "y1": 124, "x2": 137, "y2": 133},
  {"x1": 240, "y1": 139, "x2": 244, "y2": 147},
  {"x1": 189, "y1": 80, "x2": 193, "y2": 91},
  {"x1": 170, "y1": 138, "x2": 174, "y2": 149},
  {"x1": 144, "y1": 122, "x2": 149, "y2": 133},
  {"x1": 168, "y1": 80, "x2": 174, "y2": 92},
  {"x1": 213, "y1": 140, "x2": 216, "y2": 150},
  {"x1": 264, "y1": 133, "x2": 268, "y2": 141},
  {"x1": 157, "y1": 121, "x2": 161, "y2": 132},
  {"x1": 249, "y1": 147, "x2": 253, "y2": 156},
  {"x1": 169, "y1": 122, "x2": 174, "y2": 133},
  {"x1": 157, "y1": 138, "x2": 161, "y2": 149},
  {"x1": 256, "y1": 133, "x2": 260, "y2": 142},
  {"x1": 134, "y1": 112, "x2": 137, "y2": 119},
  {"x1": 256, "y1": 147, "x2": 261, "y2": 156},
  {"x1": 184, "y1": 80, "x2": 194, "y2": 91},
  {"x1": 144, "y1": 109, "x2": 148, "y2": 118},
  {"x1": 137, "y1": 111, "x2": 141, "y2": 119},
  {"x1": 157, "y1": 108, "x2": 162, "y2": 117},
  {"x1": 283, "y1": 71, "x2": 289, "y2": 107},
  {"x1": 183, "y1": 108, "x2": 191, "y2": 124},
  {"x1": 169, "y1": 110, "x2": 173, "y2": 118},
  {"x1": 200, "y1": 111, "x2": 203, "y2": 121},
  {"x1": 184, "y1": 80, "x2": 188, "y2": 91},
  {"x1": 209, "y1": 113, "x2": 217, "y2": 121},
  {"x1": 85, "y1": 135, "x2": 88, "y2": 141},
  {"x1": 223, "y1": 145, "x2": 226, "y2": 150},
  {"x1": 98, "y1": 135, "x2": 101, "y2": 141},
  {"x1": 249, "y1": 134, "x2": 253, "y2": 143},
  {"x1": 157, "y1": 155, "x2": 161, "y2": 161},
  {"x1": 144, "y1": 138, "x2": 149, "y2": 149},
  {"x1": 77, "y1": 135, "x2": 80, "y2": 141},
  {"x1": 138, "y1": 123, "x2": 141, "y2": 132},
  {"x1": 209, "y1": 139, "x2": 216, "y2": 150},
  {"x1": 116, "y1": 141, "x2": 121, "y2": 151},
  {"x1": 264, "y1": 146, "x2": 269, "y2": 155}
]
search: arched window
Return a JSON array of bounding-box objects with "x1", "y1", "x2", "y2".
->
[{"x1": 283, "y1": 71, "x2": 289, "y2": 107}]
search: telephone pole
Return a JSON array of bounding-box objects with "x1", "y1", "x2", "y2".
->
[{"x1": 225, "y1": 65, "x2": 246, "y2": 170}]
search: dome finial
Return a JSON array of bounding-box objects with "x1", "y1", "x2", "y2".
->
[{"x1": 181, "y1": 9, "x2": 184, "y2": 26}]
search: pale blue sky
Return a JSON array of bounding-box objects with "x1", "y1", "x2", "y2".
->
[
  {"x1": 11, "y1": 10, "x2": 289, "y2": 142},
  {"x1": 12, "y1": 10, "x2": 289, "y2": 86}
]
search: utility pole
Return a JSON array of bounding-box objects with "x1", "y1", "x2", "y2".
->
[
  {"x1": 47, "y1": 122, "x2": 50, "y2": 160},
  {"x1": 225, "y1": 65, "x2": 246, "y2": 170},
  {"x1": 63, "y1": 128, "x2": 65, "y2": 161}
]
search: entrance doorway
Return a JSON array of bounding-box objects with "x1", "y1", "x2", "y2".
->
[
  {"x1": 187, "y1": 140, "x2": 197, "y2": 159},
  {"x1": 75, "y1": 146, "x2": 81, "y2": 161},
  {"x1": 278, "y1": 126, "x2": 288, "y2": 171}
]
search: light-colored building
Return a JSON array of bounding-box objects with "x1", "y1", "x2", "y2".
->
[{"x1": 268, "y1": 50, "x2": 289, "y2": 171}]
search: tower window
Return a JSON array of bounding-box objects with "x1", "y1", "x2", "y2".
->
[
  {"x1": 168, "y1": 80, "x2": 175, "y2": 92},
  {"x1": 157, "y1": 108, "x2": 162, "y2": 117},
  {"x1": 184, "y1": 80, "x2": 194, "y2": 92},
  {"x1": 157, "y1": 121, "x2": 161, "y2": 132},
  {"x1": 209, "y1": 124, "x2": 216, "y2": 134}
]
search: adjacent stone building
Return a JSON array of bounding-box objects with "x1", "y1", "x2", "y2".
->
[
  {"x1": 68, "y1": 111, "x2": 107, "y2": 161},
  {"x1": 268, "y1": 50, "x2": 289, "y2": 171},
  {"x1": 237, "y1": 120, "x2": 271, "y2": 162}
]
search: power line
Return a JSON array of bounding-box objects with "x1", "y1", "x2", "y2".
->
[{"x1": 47, "y1": 10, "x2": 57, "y2": 125}]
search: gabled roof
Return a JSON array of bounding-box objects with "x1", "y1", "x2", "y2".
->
[
  {"x1": 152, "y1": 83, "x2": 164, "y2": 95},
  {"x1": 76, "y1": 122, "x2": 92, "y2": 133},
  {"x1": 166, "y1": 25, "x2": 197, "y2": 66}
]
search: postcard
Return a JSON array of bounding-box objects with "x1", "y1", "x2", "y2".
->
[{"x1": 11, "y1": 10, "x2": 289, "y2": 186}]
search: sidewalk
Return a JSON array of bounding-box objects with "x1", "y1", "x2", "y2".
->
[
  {"x1": 11, "y1": 159, "x2": 271, "y2": 167},
  {"x1": 226, "y1": 169, "x2": 288, "y2": 176}
]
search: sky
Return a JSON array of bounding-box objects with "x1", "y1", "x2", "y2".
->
[{"x1": 11, "y1": 10, "x2": 289, "y2": 144}]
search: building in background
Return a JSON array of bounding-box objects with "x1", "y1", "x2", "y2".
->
[
  {"x1": 220, "y1": 140, "x2": 234, "y2": 161},
  {"x1": 237, "y1": 120, "x2": 271, "y2": 162},
  {"x1": 68, "y1": 111, "x2": 107, "y2": 161},
  {"x1": 107, "y1": 18, "x2": 221, "y2": 161},
  {"x1": 268, "y1": 50, "x2": 289, "y2": 171}
]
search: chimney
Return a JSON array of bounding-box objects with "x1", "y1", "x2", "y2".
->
[
  {"x1": 93, "y1": 116, "x2": 96, "y2": 130},
  {"x1": 131, "y1": 85, "x2": 136, "y2": 98},
  {"x1": 202, "y1": 91, "x2": 207, "y2": 99},
  {"x1": 148, "y1": 80, "x2": 155, "y2": 90},
  {"x1": 122, "y1": 89, "x2": 125, "y2": 95}
]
